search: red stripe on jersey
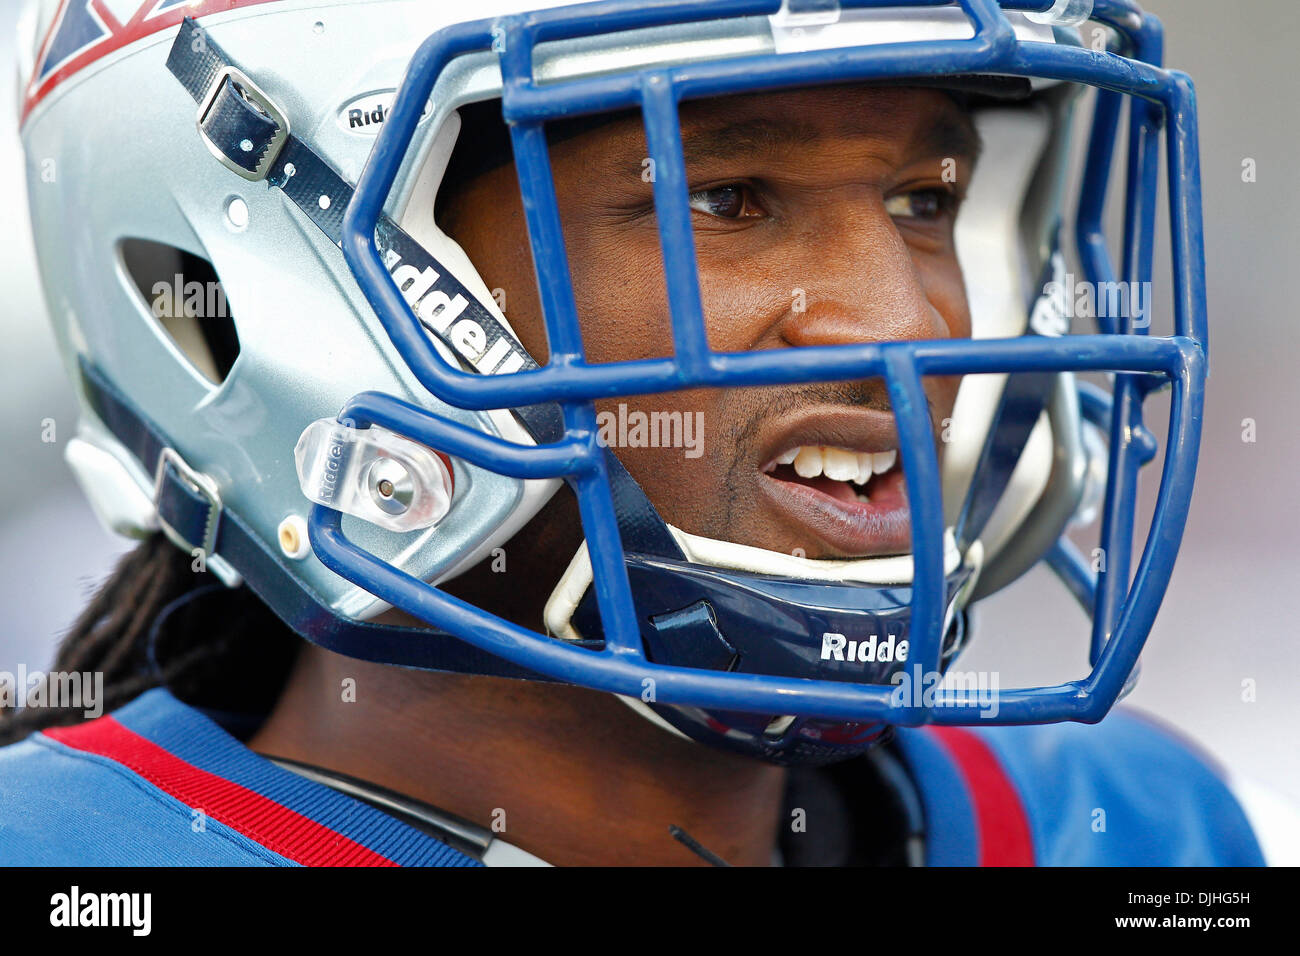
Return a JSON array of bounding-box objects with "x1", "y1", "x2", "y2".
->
[
  {"x1": 928, "y1": 726, "x2": 1035, "y2": 867},
  {"x1": 44, "y1": 715, "x2": 397, "y2": 866}
]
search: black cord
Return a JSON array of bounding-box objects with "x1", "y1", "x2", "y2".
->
[{"x1": 669, "y1": 825, "x2": 732, "y2": 867}]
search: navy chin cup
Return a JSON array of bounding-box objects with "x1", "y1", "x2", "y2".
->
[{"x1": 569, "y1": 555, "x2": 973, "y2": 764}]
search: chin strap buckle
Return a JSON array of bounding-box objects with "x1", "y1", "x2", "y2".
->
[
  {"x1": 152, "y1": 446, "x2": 242, "y2": 586},
  {"x1": 196, "y1": 65, "x2": 290, "y2": 181},
  {"x1": 152, "y1": 446, "x2": 241, "y2": 590}
]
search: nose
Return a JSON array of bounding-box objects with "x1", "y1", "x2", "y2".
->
[{"x1": 777, "y1": 200, "x2": 955, "y2": 351}]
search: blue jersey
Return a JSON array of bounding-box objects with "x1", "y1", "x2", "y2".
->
[{"x1": 0, "y1": 687, "x2": 1265, "y2": 866}]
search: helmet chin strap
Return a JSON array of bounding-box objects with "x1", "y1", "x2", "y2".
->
[
  {"x1": 545, "y1": 524, "x2": 969, "y2": 643},
  {"x1": 542, "y1": 483, "x2": 985, "y2": 765}
]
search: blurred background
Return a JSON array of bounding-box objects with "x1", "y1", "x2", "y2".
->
[{"x1": 1, "y1": 1, "x2": 1296, "y2": 802}]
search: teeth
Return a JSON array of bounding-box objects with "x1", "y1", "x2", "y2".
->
[
  {"x1": 856, "y1": 453, "x2": 873, "y2": 485},
  {"x1": 822, "y1": 447, "x2": 859, "y2": 482},
  {"x1": 792, "y1": 446, "x2": 824, "y2": 479},
  {"x1": 872, "y1": 449, "x2": 897, "y2": 475},
  {"x1": 772, "y1": 444, "x2": 898, "y2": 485}
]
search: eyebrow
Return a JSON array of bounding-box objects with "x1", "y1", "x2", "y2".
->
[
  {"x1": 916, "y1": 111, "x2": 984, "y2": 165},
  {"x1": 679, "y1": 118, "x2": 823, "y2": 164},
  {"x1": 676, "y1": 108, "x2": 983, "y2": 169}
]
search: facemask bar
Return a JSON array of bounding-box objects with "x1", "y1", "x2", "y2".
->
[
  {"x1": 1073, "y1": 9, "x2": 1178, "y2": 673},
  {"x1": 314, "y1": 0, "x2": 1205, "y2": 726}
]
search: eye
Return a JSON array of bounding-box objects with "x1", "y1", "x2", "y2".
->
[
  {"x1": 687, "y1": 183, "x2": 763, "y2": 220},
  {"x1": 884, "y1": 187, "x2": 958, "y2": 222}
]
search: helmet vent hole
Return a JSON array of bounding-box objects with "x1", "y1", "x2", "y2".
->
[{"x1": 119, "y1": 239, "x2": 242, "y2": 385}]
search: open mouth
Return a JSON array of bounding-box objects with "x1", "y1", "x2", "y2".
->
[
  {"x1": 763, "y1": 445, "x2": 901, "y2": 505},
  {"x1": 757, "y1": 440, "x2": 914, "y2": 557}
]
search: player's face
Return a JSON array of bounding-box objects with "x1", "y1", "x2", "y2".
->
[{"x1": 447, "y1": 85, "x2": 978, "y2": 558}]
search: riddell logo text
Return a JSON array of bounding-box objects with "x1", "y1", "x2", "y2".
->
[
  {"x1": 316, "y1": 429, "x2": 347, "y2": 503},
  {"x1": 821, "y1": 632, "x2": 910, "y2": 664},
  {"x1": 348, "y1": 103, "x2": 389, "y2": 129},
  {"x1": 384, "y1": 250, "x2": 529, "y2": 376},
  {"x1": 337, "y1": 91, "x2": 430, "y2": 135}
]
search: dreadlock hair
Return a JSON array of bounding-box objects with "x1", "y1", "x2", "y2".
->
[{"x1": 0, "y1": 532, "x2": 299, "y2": 746}]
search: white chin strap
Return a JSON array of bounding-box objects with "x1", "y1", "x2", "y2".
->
[{"x1": 543, "y1": 525, "x2": 969, "y2": 644}]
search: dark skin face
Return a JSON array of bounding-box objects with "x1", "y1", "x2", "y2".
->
[
  {"x1": 249, "y1": 85, "x2": 978, "y2": 866},
  {"x1": 448, "y1": 84, "x2": 974, "y2": 563}
]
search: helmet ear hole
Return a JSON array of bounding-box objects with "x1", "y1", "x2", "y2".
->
[{"x1": 118, "y1": 239, "x2": 241, "y2": 385}]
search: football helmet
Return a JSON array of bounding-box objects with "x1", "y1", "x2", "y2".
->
[{"x1": 18, "y1": 0, "x2": 1206, "y2": 764}]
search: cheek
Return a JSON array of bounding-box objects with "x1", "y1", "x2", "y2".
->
[
  {"x1": 559, "y1": 218, "x2": 734, "y2": 515},
  {"x1": 915, "y1": 256, "x2": 971, "y2": 419},
  {"x1": 451, "y1": 181, "x2": 735, "y2": 526},
  {"x1": 561, "y1": 220, "x2": 785, "y2": 361},
  {"x1": 697, "y1": 258, "x2": 792, "y2": 353},
  {"x1": 591, "y1": 385, "x2": 732, "y2": 528},
  {"x1": 443, "y1": 180, "x2": 553, "y2": 363},
  {"x1": 922, "y1": 256, "x2": 972, "y2": 340},
  {"x1": 566, "y1": 224, "x2": 673, "y2": 364}
]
